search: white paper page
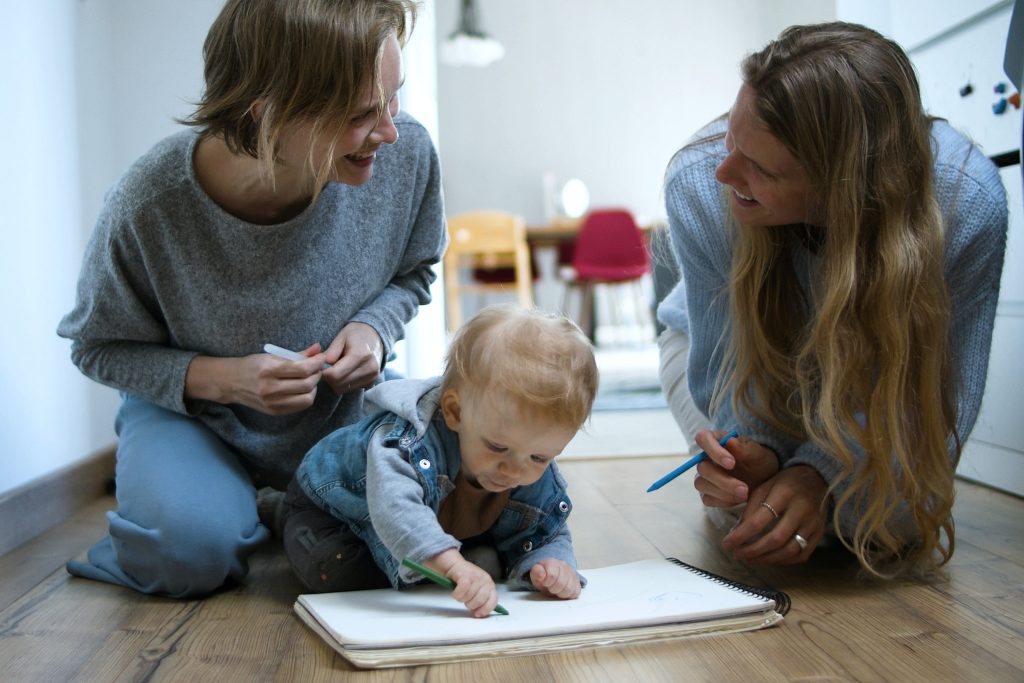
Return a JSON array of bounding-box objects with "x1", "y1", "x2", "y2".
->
[{"x1": 296, "y1": 559, "x2": 774, "y2": 648}]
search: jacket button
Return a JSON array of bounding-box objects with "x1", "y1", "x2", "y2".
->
[
  {"x1": 558, "y1": 501, "x2": 569, "y2": 513},
  {"x1": 522, "y1": 540, "x2": 533, "y2": 552},
  {"x1": 419, "y1": 459, "x2": 431, "y2": 470}
]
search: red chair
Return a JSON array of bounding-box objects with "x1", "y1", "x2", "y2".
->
[{"x1": 560, "y1": 209, "x2": 652, "y2": 343}]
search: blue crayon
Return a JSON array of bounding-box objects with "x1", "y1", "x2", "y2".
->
[{"x1": 646, "y1": 431, "x2": 739, "y2": 493}]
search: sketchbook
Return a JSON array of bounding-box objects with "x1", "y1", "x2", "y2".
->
[{"x1": 294, "y1": 557, "x2": 790, "y2": 669}]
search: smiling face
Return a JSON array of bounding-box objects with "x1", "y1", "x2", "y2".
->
[
  {"x1": 440, "y1": 389, "x2": 578, "y2": 493},
  {"x1": 274, "y1": 32, "x2": 404, "y2": 188},
  {"x1": 714, "y1": 84, "x2": 822, "y2": 228}
]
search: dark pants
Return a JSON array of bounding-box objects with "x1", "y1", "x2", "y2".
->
[{"x1": 281, "y1": 478, "x2": 390, "y2": 592}]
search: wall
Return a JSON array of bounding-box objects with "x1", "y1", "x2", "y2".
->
[
  {"x1": 0, "y1": 2, "x2": 91, "y2": 495},
  {"x1": 434, "y1": 0, "x2": 836, "y2": 226}
]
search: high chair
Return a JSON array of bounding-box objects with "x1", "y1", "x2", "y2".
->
[{"x1": 443, "y1": 211, "x2": 534, "y2": 332}]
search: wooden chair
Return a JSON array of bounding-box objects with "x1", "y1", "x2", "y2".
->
[{"x1": 443, "y1": 211, "x2": 534, "y2": 332}]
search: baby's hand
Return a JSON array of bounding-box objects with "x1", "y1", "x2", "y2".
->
[
  {"x1": 529, "y1": 559, "x2": 582, "y2": 599},
  {"x1": 446, "y1": 558, "x2": 500, "y2": 618}
]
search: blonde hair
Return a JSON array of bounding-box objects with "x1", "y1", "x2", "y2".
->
[
  {"x1": 718, "y1": 22, "x2": 956, "y2": 577},
  {"x1": 442, "y1": 305, "x2": 599, "y2": 429},
  {"x1": 181, "y1": 0, "x2": 417, "y2": 199}
]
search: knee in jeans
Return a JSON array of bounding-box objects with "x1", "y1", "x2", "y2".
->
[{"x1": 134, "y1": 517, "x2": 254, "y2": 598}]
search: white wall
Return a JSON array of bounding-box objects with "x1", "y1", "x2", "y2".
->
[
  {"x1": 0, "y1": 2, "x2": 90, "y2": 495},
  {"x1": 434, "y1": 0, "x2": 836, "y2": 225}
]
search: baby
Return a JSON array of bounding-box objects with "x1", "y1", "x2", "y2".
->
[{"x1": 278, "y1": 304, "x2": 599, "y2": 617}]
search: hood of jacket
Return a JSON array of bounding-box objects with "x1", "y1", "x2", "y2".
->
[{"x1": 364, "y1": 376, "x2": 443, "y2": 438}]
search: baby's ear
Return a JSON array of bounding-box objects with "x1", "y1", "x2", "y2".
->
[{"x1": 440, "y1": 389, "x2": 462, "y2": 431}]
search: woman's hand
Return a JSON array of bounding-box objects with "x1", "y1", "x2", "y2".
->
[
  {"x1": 185, "y1": 344, "x2": 326, "y2": 415},
  {"x1": 692, "y1": 429, "x2": 780, "y2": 507},
  {"x1": 721, "y1": 465, "x2": 829, "y2": 565},
  {"x1": 529, "y1": 559, "x2": 582, "y2": 599},
  {"x1": 322, "y1": 322, "x2": 384, "y2": 395}
]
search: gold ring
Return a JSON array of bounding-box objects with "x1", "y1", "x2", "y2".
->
[{"x1": 760, "y1": 501, "x2": 780, "y2": 520}]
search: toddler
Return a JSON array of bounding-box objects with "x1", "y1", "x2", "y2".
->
[{"x1": 278, "y1": 304, "x2": 599, "y2": 617}]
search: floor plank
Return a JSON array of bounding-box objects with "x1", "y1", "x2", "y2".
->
[
  {"x1": 0, "y1": 496, "x2": 113, "y2": 613},
  {"x1": 0, "y1": 457, "x2": 1022, "y2": 682}
]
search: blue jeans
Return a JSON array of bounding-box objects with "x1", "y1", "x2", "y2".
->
[{"x1": 66, "y1": 395, "x2": 269, "y2": 597}]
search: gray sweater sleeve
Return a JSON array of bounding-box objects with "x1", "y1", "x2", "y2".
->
[
  {"x1": 365, "y1": 424, "x2": 461, "y2": 584},
  {"x1": 59, "y1": 189, "x2": 199, "y2": 413}
]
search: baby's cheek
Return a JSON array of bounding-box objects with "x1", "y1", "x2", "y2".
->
[{"x1": 525, "y1": 465, "x2": 550, "y2": 485}]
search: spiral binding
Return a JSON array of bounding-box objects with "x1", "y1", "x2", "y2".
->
[{"x1": 666, "y1": 557, "x2": 792, "y2": 615}]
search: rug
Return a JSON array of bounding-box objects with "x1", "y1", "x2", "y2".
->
[{"x1": 592, "y1": 380, "x2": 668, "y2": 412}]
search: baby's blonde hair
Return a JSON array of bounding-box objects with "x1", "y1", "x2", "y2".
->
[{"x1": 442, "y1": 305, "x2": 598, "y2": 429}]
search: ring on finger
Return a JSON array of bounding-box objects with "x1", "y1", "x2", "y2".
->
[
  {"x1": 793, "y1": 532, "x2": 808, "y2": 551},
  {"x1": 760, "y1": 501, "x2": 780, "y2": 520}
]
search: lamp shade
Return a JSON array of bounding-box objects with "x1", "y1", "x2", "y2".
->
[{"x1": 441, "y1": 0, "x2": 505, "y2": 67}]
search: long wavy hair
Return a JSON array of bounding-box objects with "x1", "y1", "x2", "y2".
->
[{"x1": 718, "y1": 22, "x2": 957, "y2": 577}]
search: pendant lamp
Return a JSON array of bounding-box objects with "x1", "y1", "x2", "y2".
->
[{"x1": 440, "y1": 0, "x2": 505, "y2": 67}]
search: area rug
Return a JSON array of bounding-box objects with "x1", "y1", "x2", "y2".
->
[{"x1": 592, "y1": 380, "x2": 668, "y2": 412}]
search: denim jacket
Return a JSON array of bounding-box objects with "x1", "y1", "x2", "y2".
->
[{"x1": 294, "y1": 377, "x2": 581, "y2": 590}]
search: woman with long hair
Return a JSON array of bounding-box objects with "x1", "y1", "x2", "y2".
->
[{"x1": 657, "y1": 22, "x2": 1008, "y2": 577}]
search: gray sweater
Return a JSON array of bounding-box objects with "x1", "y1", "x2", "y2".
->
[{"x1": 58, "y1": 112, "x2": 447, "y2": 487}]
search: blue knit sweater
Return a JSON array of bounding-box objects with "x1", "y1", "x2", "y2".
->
[{"x1": 657, "y1": 117, "x2": 1008, "y2": 537}]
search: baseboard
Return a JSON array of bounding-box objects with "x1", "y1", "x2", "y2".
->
[
  {"x1": 0, "y1": 446, "x2": 116, "y2": 557},
  {"x1": 956, "y1": 438, "x2": 1024, "y2": 498}
]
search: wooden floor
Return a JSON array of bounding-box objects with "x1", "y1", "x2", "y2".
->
[{"x1": 2, "y1": 455, "x2": 1023, "y2": 682}]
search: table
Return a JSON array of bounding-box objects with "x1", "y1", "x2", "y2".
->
[{"x1": 525, "y1": 217, "x2": 584, "y2": 247}]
